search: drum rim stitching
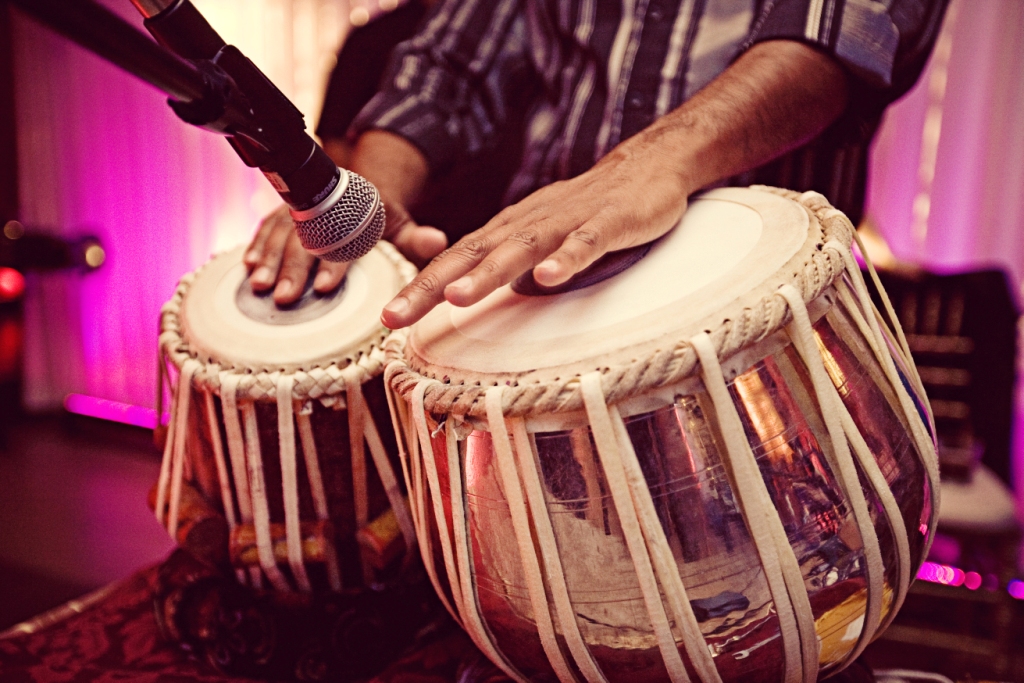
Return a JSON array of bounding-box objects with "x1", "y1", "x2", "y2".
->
[
  {"x1": 160, "y1": 240, "x2": 418, "y2": 403},
  {"x1": 384, "y1": 186, "x2": 856, "y2": 419}
]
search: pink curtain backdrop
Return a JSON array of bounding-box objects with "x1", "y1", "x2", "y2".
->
[
  {"x1": 11, "y1": 1, "x2": 1023, "y2": 491},
  {"x1": 865, "y1": 0, "x2": 1024, "y2": 497},
  {"x1": 12, "y1": 0, "x2": 350, "y2": 411}
]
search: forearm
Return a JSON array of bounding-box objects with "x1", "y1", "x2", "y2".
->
[
  {"x1": 348, "y1": 130, "x2": 449, "y2": 268},
  {"x1": 321, "y1": 138, "x2": 353, "y2": 170},
  {"x1": 631, "y1": 39, "x2": 850, "y2": 197},
  {"x1": 380, "y1": 39, "x2": 851, "y2": 328},
  {"x1": 349, "y1": 130, "x2": 430, "y2": 210}
]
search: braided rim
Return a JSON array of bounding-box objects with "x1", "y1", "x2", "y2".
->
[
  {"x1": 384, "y1": 187, "x2": 856, "y2": 418},
  {"x1": 160, "y1": 240, "x2": 417, "y2": 403}
]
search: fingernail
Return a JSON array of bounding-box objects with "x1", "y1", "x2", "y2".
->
[
  {"x1": 314, "y1": 271, "x2": 333, "y2": 290},
  {"x1": 536, "y1": 259, "x2": 558, "y2": 274},
  {"x1": 251, "y1": 266, "x2": 273, "y2": 285},
  {"x1": 447, "y1": 277, "x2": 471, "y2": 294},
  {"x1": 273, "y1": 279, "x2": 292, "y2": 299},
  {"x1": 533, "y1": 260, "x2": 561, "y2": 285},
  {"x1": 243, "y1": 249, "x2": 257, "y2": 265},
  {"x1": 384, "y1": 296, "x2": 409, "y2": 318}
]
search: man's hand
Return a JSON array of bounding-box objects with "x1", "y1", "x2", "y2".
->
[
  {"x1": 380, "y1": 131, "x2": 693, "y2": 328},
  {"x1": 381, "y1": 40, "x2": 849, "y2": 329},
  {"x1": 378, "y1": 197, "x2": 449, "y2": 268},
  {"x1": 245, "y1": 204, "x2": 349, "y2": 304},
  {"x1": 244, "y1": 199, "x2": 447, "y2": 304},
  {"x1": 244, "y1": 132, "x2": 446, "y2": 305}
]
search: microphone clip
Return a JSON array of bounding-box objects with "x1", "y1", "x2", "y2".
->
[{"x1": 166, "y1": 59, "x2": 265, "y2": 146}]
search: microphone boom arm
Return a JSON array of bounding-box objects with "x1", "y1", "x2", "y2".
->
[
  {"x1": 5, "y1": 0, "x2": 340, "y2": 212},
  {"x1": 5, "y1": 0, "x2": 382, "y2": 262},
  {"x1": 5, "y1": 0, "x2": 258, "y2": 137}
]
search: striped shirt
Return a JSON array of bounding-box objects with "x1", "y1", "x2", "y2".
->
[{"x1": 354, "y1": 0, "x2": 948, "y2": 224}]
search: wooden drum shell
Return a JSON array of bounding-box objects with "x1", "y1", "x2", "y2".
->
[
  {"x1": 170, "y1": 375, "x2": 399, "y2": 589},
  {"x1": 157, "y1": 242, "x2": 418, "y2": 595}
]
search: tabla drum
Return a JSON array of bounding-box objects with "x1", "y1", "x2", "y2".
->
[
  {"x1": 154, "y1": 241, "x2": 424, "y2": 678},
  {"x1": 383, "y1": 187, "x2": 939, "y2": 683}
]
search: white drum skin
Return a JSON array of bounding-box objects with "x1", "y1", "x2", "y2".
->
[
  {"x1": 385, "y1": 188, "x2": 939, "y2": 683},
  {"x1": 408, "y1": 188, "x2": 812, "y2": 384},
  {"x1": 179, "y1": 243, "x2": 406, "y2": 373}
]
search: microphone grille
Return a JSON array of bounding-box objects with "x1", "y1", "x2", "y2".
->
[{"x1": 294, "y1": 171, "x2": 386, "y2": 263}]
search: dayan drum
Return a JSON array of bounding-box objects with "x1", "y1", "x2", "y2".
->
[
  {"x1": 384, "y1": 187, "x2": 939, "y2": 683},
  {"x1": 153, "y1": 242, "x2": 422, "y2": 677}
]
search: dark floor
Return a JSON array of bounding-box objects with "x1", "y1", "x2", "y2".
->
[{"x1": 0, "y1": 412, "x2": 173, "y2": 631}]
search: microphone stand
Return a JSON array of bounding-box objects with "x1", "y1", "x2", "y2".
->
[
  {"x1": 5, "y1": 0, "x2": 261, "y2": 141},
  {"x1": 5, "y1": 0, "x2": 341, "y2": 213}
]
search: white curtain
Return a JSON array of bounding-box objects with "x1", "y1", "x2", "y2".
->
[
  {"x1": 13, "y1": 0, "x2": 349, "y2": 411},
  {"x1": 865, "y1": 0, "x2": 1024, "y2": 496}
]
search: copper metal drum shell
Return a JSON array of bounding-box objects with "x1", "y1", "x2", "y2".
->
[
  {"x1": 386, "y1": 187, "x2": 937, "y2": 682},
  {"x1": 413, "y1": 286, "x2": 934, "y2": 682}
]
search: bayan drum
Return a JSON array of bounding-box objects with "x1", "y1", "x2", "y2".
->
[
  {"x1": 384, "y1": 187, "x2": 939, "y2": 683},
  {"x1": 154, "y1": 242, "x2": 426, "y2": 678}
]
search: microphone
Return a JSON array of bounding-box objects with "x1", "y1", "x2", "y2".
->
[
  {"x1": 291, "y1": 170, "x2": 386, "y2": 263},
  {"x1": 131, "y1": 0, "x2": 385, "y2": 262}
]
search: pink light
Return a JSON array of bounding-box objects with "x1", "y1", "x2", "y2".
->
[
  {"x1": 949, "y1": 567, "x2": 965, "y2": 587},
  {"x1": 917, "y1": 561, "x2": 940, "y2": 583},
  {"x1": 0, "y1": 268, "x2": 25, "y2": 301},
  {"x1": 64, "y1": 393, "x2": 161, "y2": 429},
  {"x1": 14, "y1": 14, "x2": 264, "y2": 413},
  {"x1": 919, "y1": 564, "x2": 1024, "y2": 597},
  {"x1": 916, "y1": 562, "x2": 965, "y2": 587}
]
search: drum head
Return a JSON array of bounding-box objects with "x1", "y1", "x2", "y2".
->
[
  {"x1": 407, "y1": 187, "x2": 817, "y2": 385},
  {"x1": 179, "y1": 243, "x2": 408, "y2": 372}
]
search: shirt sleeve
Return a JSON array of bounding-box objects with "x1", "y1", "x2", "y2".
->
[
  {"x1": 745, "y1": 0, "x2": 949, "y2": 98},
  {"x1": 349, "y1": 0, "x2": 534, "y2": 175}
]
